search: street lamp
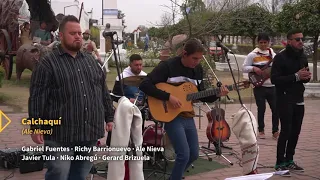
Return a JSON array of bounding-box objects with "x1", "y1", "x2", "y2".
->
[{"x1": 64, "y1": 4, "x2": 78, "y2": 15}]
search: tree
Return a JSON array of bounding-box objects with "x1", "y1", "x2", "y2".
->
[
  {"x1": 90, "y1": 26, "x2": 100, "y2": 47},
  {"x1": 274, "y1": 0, "x2": 320, "y2": 81},
  {"x1": 231, "y1": 4, "x2": 274, "y2": 48},
  {"x1": 180, "y1": 0, "x2": 206, "y2": 15},
  {"x1": 259, "y1": 0, "x2": 300, "y2": 13}
]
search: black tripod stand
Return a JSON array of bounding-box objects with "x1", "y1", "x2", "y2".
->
[{"x1": 199, "y1": 55, "x2": 234, "y2": 166}]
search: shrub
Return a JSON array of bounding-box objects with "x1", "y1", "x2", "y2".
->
[{"x1": 0, "y1": 66, "x2": 5, "y2": 88}]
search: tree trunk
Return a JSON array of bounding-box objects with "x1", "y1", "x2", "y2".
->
[
  {"x1": 312, "y1": 34, "x2": 319, "y2": 81},
  {"x1": 252, "y1": 35, "x2": 257, "y2": 49}
]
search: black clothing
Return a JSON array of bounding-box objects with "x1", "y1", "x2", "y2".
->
[
  {"x1": 139, "y1": 56, "x2": 219, "y2": 103},
  {"x1": 271, "y1": 45, "x2": 310, "y2": 104},
  {"x1": 271, "y1": 45, "x2": 310, "y2": 165},
  {"x1": 28, "y1": 45, "x2": 114, "y2": 142},
  {"x1": 253, "y1": 86, "x2": 279, "y2": 133},
  {"x1": 276, "y1": 102, "x2": 304, "y2": 164}
]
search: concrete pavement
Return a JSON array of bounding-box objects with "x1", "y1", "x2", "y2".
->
[{"x1": 1, "y1": 99, "x2": 320, "y2": 180}]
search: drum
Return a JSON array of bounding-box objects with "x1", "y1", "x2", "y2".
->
[
  {"x1": 142, "y1": 124, "x2": 176, "y2": 161},
  {"x1": 142, "y1": 124, "x2": 164, "y2": 147}
]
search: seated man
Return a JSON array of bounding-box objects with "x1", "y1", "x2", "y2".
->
[
  {"x1": 112, "y1": 54, "x2": 147, "y2": 104},
  {"x1": 106, "y1": 54, "x2": 146, "y2": 147},
  {"x1": 33, "y1": 21, "x2": 52, "y2": 46}
]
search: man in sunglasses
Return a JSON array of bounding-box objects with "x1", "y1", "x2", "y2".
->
[{"x1": 271, "y1": 29, "x2": 311, "y2": 176}]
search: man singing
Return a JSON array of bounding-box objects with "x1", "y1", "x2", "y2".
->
[
  {"x1": 271, "y1": 29, "x2": 311, "y2": 176},
  {"x1": 242, "y1": 32, "x2": 279, "y2": 139},
  {"x1": 139, "y1": 38, "x2": 229, "y2": 180},
  {"x1": 28, "y1": 15, "x2": 114, "y2": 180}
]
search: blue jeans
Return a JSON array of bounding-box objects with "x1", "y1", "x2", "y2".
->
[
  {"x1": 164, "y1": 116, "x2": 199, "y2": 180},
  {"x1": 44, "y1": 140, "x2": 97, "y2": 180}
]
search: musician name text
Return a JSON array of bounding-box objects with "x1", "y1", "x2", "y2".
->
[
  {"x1": 135, "y1": 146, "x2": 164, "y2": 152},
  {"x1": 21, "y1": 128, "x2": 53, "y2": 135}
]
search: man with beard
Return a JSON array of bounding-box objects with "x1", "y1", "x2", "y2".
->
[
  {"x1": 271, "y1": 29, "x2": 311, "y2": 176},
  {"x1": 82, "y1": 29, "x2": 102, "y2": 65},
  {"x1": 112, "y1": 54, "x2": 147, "y2": 104},
  {"x1": 28, "y1": 15, "x2": 114, "y2": 180}
]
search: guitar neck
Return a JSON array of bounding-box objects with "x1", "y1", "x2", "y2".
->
[{"x1": 186, "y1": 84, "x2": 235, "y2": 101}]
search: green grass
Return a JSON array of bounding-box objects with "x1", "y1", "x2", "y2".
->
[{"x1": 0, "y1": 65, "x2": 253, "y2": 113}]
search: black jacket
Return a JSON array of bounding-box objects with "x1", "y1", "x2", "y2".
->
[
  {"x1": 139, "y1": 56, "x2": 219, "y2": 103},
  {"x1": 271, "y1": 45, "x2": 310, "y2": 103}
]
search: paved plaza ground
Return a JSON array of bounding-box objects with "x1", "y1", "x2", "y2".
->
[{"x1": 0, "y1": 99, "x2": 320, "y2": 180}]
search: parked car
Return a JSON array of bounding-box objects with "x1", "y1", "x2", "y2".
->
[{"x1": 209, "y1": 41, "x2": 224, "y2": 61}]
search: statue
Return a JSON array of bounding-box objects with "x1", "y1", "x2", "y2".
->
[
  {"x1": 104, "y1": 23, "x2": 112, "y2": 52},
  {"x1": 15, "y1": 42, "x2": 58, "y2": 80}
]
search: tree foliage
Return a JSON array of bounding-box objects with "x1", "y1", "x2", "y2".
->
[
  {"x1": 144, "y1": 0, "x2": 320, "y2": 80},
  {"x1": 231, "y1": 4, "x2": 274, "y2": 48},
  {"x1": 274, "y1": 0, "x2": 320, "y2": 81}
]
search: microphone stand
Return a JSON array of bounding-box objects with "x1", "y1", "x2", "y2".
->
[
  {"x1": 199, "y1": 55, "x2": 233, "y2": 166},
  {"x1": 109, "y1": 34, "x2": 124, "y2": 96}
]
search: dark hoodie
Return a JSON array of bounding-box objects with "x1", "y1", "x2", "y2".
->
[{"x1": 271, "y1": 45, "x2": 310, "y2": 104}]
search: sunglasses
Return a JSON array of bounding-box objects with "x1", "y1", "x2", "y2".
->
[{"x1": 291, "y1": 37, "x2": 305, "y2": 42}]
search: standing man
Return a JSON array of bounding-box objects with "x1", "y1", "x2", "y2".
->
[
  {"x1": 243, "y1": 32, "x2": 280, "y2": 139},
  {"x1": 139, "y1": 38, "x2": 229, "y2": 180},
  {"x1": 28, "y1": 15, "x2": 114, "y2": 180},
  {"x1": 271, "y1": 29, "x2": 311, "y2": 175},
  {"x1": 82, "y1": 29, "x2": 103, "y2": 66}
]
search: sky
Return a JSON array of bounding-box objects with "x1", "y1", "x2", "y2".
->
[{"x1": 81, "y1": 0, "x2": 183, "y2": 32}]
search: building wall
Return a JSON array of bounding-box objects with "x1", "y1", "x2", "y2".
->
[{"x1": 50, "y1": 0, "x2": 90, "y2": 32}]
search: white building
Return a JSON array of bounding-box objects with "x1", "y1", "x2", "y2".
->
[{"x1": 50, "y1": 0, "x2": 91, "y2": 32}]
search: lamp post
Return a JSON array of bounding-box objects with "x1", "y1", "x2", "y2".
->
[{"x1": 64, "y1": 4, "x2": 78, "y2": 15}]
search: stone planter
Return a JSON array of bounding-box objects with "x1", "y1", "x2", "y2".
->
[{"x1": 304, "y1": 83, "x2": 320, "y2": 98}]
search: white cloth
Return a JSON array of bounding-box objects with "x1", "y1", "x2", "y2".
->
[
  {"x1": 231, "y1": 105, "x2": 259, "y2": 175},
  {"x1": 225, "y1": 172, "x2": 273, "y2": 180},
  {"x1": 107, "y1": 96, "x2": 144, "y2": 180},
  {"x1": 115, "y1": 66, "x2": 147, "y2": 81}
]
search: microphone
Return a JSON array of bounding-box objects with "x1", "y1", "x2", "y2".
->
[{"x1": 216, "y1": 42, "x2": 233, "y2": 54}]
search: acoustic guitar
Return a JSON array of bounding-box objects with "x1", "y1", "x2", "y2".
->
[
  {"x1": 206, "y1": 107, "x2": 230, "y2": 143},
  {"x1": 204, "y1": 71, "x2": 231, "y2": 143},
  {"x1": 147, "y1": 81, "x2": 250, "y2": 122}
]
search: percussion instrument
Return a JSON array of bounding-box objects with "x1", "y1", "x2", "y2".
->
[
  {"x1": 142, "y1": 124, "x2": 176, "y2": 161},
  {"x1": 142, "y1": 124, "x2": 165, "y2": 147},
  {"x1": 121, "y1": 76, "x2": 147, "y2": 87}
]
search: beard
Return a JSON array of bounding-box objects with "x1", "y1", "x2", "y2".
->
[{"x1": 62, "y1": 40, "x2": 82, "y2": 52}]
